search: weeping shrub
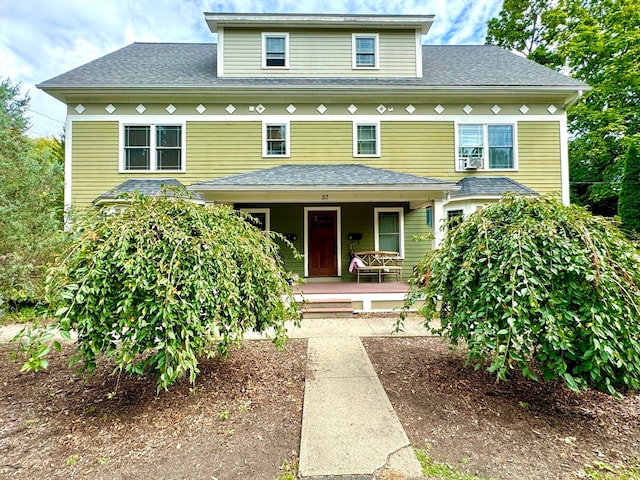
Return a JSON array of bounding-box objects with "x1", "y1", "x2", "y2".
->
[
  {"x1": 405, "y1": 194, "x2": 640, "y2": 396},
  {"x1": 17, "y1": 193, "x2": 300, "y2": 391}
]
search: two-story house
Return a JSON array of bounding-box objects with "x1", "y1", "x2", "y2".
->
[{"x1": 38, "y1": 13, "x2": 588, "y2": 285}]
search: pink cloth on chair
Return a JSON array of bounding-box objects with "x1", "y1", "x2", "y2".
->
[{"x1": 348, "y1": 256, "x2": 366, "y2": 273}]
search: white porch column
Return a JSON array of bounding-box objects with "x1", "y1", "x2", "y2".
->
[{"x1": 432, "y1": 199, "x2": 446, "y2": 249}]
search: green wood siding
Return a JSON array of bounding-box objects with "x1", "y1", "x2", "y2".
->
[
  {"x1": 223, "y1": 28, "x2": 417, "y2": 77},
  {"x1": 290, "y1": 122, "x2": 352, "y2": 161},
  {"x1": 403, "y1": 207, "x2": 432, "y2": 279},
  {"x1": 515, "y1": 121, "x2": 562, "y2": 194},
  {"x1": 71, "y1": 121, "x2": 120, "y2": 206},
  {"x1": 187, "y1": 121, "x2": 262, "y2": 176},
  {"x1": 71, "y1": 119, "x2": 562, "y2": 207}
]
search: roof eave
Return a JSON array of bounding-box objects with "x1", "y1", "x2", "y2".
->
[
  {"x1": 189, "y1": 183, "x2": 460, "y2": 192},
  {"x1": 204, "y1": 13, "x2": 434, "y2": 34},
  {"x1": 39, "y1": 84, "x2": 590, "y2": 106}
]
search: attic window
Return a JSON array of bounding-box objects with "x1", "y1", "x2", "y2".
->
[
  {"x1": 263, "y1": 33, "x2": 288, "y2": 68},
  {"x1": 353, "y1": 34, "x2": 378, "y2": 69}
]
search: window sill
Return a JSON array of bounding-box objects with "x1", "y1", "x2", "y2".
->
[
  {"x1": 455, "y1": 168, "x2": 518, "y2": 173},
  {"x1": 119, "y1": 169, "x2": 186, "y2": 174}
]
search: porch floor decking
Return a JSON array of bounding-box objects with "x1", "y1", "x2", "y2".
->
[{"x1": 293, "y1": 281, "x2": 409, "y2": 295}]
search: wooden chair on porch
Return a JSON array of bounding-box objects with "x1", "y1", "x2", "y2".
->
[{"x1": 350, "y1": 251, "x2": 403, "y2": 283}]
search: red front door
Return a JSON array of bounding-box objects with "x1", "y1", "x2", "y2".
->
[{"x1": 308, "y1": 210, "x2": 338, "y2": 277}]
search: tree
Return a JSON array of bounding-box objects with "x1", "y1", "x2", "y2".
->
[
  {"x1": 486, "y1": 0, "x2": 640, "y2": 216},
  {"x1": 0, "y1": 78, "x2": 66, "y2": 308},
  {"x1": 405, "y1": 194, "x2": 640, "y2": 396},
  {"x1": 18, "y1": 193, "x2": 301, "y2": 391},
  {"x1": 618, "y1": 140, "x2": 640, "y2": 235},
  {"x1": 485, "y1": 0, "x2": 564, "y2": 68}
]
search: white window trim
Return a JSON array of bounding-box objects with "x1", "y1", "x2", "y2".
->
[
  {"x1": 240, "y1": 208, "x2": 271, "y2": 231},
  {"x1": 119, "y1": 122, "x2": 186, "y2": 173},
  {"x1": 262, "y1": 32, "x2": 289, "y2": 69},
  {"x1": 455, "y1": 121, "x2": 518, "y2": 172},
  {"x1": 352, "y1": 33, "x2": 379, "y2": 69},
  {"x1": 374, "y1": 207, "x2": 404, "y2": 258},
  {"x1": 353, "y1": 121, "x2": 381, "y2": 157},
  {"x1": 262, "y1": 121, "x2": 290, "y2": 158}
]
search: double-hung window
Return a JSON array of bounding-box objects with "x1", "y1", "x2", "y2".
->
[
  {"x1": 240, "y1": 208, "x2": 270, "y2": 231},
  {"x1": 354, "y1": 122, "x2": 380, "y2": 157},
  {"x1": 263, "y1": 33, "x2": 288, "y2": 68},
  {"x1": 457, "y1": 123, "x2": 515, "y2": 170},
  {"x1": 353, "y1": 34, "x2": 378, "y2": 69},
  {"x1": 374, "y1": 207, "x2": 404, "y2": 257},
  {"x1": 263, "y1": 122, "x2": 289, "y2": 157},
  {"x1": 123, "y1": 124, "x2": 183, "y2": 172}
]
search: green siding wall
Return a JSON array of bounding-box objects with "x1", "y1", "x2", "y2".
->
[
  {"x1": 516, "y1": 121, "x2": 562, "y2": 194},
  {"x1": 223, "y1": 28, "x2": 417, "y2": 78},
  {"x1": 71, "y1": 121, "x2": 120, "y2": 206},
  {"x1": 71, "y1": 119, "x2": 562, "y2": 207}
]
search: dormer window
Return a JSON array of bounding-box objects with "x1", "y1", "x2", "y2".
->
[
  {"x1": 263, "y1": 33, "x2": 289, "y2": 68},
  {"x1": 353, "y1": 34, "x2": 378, "y2": 69}
]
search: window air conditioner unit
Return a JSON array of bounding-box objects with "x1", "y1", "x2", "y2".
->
[{"x1": 462, "y1": 157, "x2": 483, "y2": 170}]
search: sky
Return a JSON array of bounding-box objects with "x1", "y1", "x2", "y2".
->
[{"x1": 0, "y1": 0, "x2": 504, "y2": 138}]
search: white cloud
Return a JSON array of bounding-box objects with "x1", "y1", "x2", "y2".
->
[{"x1": 0, "y1": 0, "x2": 503, "y2": 137}]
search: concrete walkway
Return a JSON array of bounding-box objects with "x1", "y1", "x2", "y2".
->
[
  {"x1": 299, "y1": 335, "x2": 422, "y2": 479},
  {"x1": 1, "y1": 316, "x2": 433, "y2": 479},
  {"x1": 288, "y1": 317, "x2": 431, "y2": 479}
]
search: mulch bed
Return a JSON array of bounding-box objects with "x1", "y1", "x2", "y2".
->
[
  {"x1": 0, "y1": 339, "x2": 307, "y2": 480},
  {"x1": 363, "y1": 336, "x2": 640, "y2": 480}
]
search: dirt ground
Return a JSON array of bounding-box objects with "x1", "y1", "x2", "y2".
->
[
  {"x1": 1, "y1": 332, "x2": 639, "y2": 480},
  {"x1": 363, "y1": 336, "x2": 640, "y2": 480},
  {"x1": 0, "y1": 339, "x2": 307, "y2": 480}
]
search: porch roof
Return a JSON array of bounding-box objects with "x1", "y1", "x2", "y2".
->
[
  {"x1": 93, "y1": 178, "x2": 205, "y2": 205},
  {"x1": 188, "y1": 164, "x2": 460, "y2": 206},
  {"x1": 451, "y1": 176, "x2": 538, "y2": 199}
]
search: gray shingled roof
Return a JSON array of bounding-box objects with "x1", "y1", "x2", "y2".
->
[
  {"x1": 451, "y1": 176, "x2": 538, "y2": 198},
  {"x1": 189, "y1": 164, "x2": 457, "y2": 189},
  {"x1": 94, "y1": 178, "x2": 204, "y2": 203},
  {"x1": 38, "y1": 43, "x2": 587, "y2": 89}
]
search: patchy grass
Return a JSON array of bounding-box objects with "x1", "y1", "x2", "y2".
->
[
  {"x1": 275, "y1": 457, "x2": 298, "y2": 480},
  {"x1": 416, "y1": 445, "x2": 495, "y2": 480},
  {"x1": 581, "y1": 459, "x2": 640, "y2": 479}
]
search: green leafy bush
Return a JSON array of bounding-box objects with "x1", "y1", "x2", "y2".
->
[
  {"x1": 407, "y1": 194, "x2": 640, "y2": 395},
  {"x1": 0, "y1": 78, "x2": 66, "y2": 308},
  {"x1": 19, "y1": 193, "x2": 300, "y2": 390},
  {"x1": 618, "y1": 140, "x2": 640, "y2": 236}
]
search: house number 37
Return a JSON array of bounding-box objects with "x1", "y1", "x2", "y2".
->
[{"x1": 321, "y1": 194, "x2": 329, "y2": 200}]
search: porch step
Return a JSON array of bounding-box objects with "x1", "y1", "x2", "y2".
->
[{"x1": 300, "y1": 298, "x2": 354, "y2": 319}]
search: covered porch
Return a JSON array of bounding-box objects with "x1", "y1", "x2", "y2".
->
[{"x1": 188, "y1": 164, "x2": 459, "y2": 285}]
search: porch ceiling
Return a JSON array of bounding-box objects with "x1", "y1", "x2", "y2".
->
[{"x1": 188, "y1": 164, "x2": 460, "y2": 206}]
